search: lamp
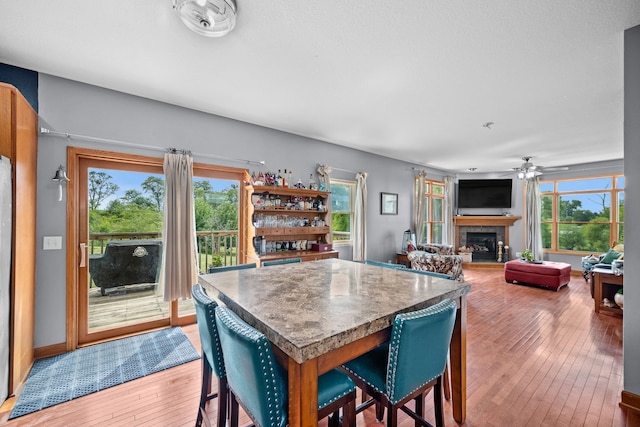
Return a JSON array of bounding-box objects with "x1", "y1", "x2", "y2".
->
[
  {"x1": 172, "y1": 0, "x2": 237, "y2": 37},
  {"x1": 401, "y1": 229, "x2": 416, "y2": 253},
  {"x1": 52, "y1": 165, "x2": 70, "y2": 202}
]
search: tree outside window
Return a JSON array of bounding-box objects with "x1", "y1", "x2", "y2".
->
[
  {"x1": 416, "y1": 179, "x2": 445, "y2": 244},
  {"x1": 540, "y1": 175, "x2": 624, "y2": 253},
  {"x1": 331, "y1": 180, "x2": 354, "y2": 243}
]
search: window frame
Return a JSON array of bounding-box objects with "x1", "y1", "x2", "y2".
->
[
  {"x1": 330, "y1": 179, "x2": 356, "y2": 245},
  {"x1": 415, "y1": 177, "x2": 445, "y2": 245},
  {"x1": 540, "y1": 174, "x2": 624, "y2": 255}
]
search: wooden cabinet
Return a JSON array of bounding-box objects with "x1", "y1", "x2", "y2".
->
[
  {"x1": 0, "y1": 84, "x2": 37, "y2": 396},
  {"x1": 593, "y1": 269, "x2": 623, "y2": 316},
  {"x1": 243, "y1": 185, "x2": 338, "y2": 265}
]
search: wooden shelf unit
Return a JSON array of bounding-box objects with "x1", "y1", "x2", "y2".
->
[
  {"x1": 593, "y1": 269, "x2": 623, "y2": 316},
  {"x1": 244, "y1": 185, "x2": 338, "y2": 266}
]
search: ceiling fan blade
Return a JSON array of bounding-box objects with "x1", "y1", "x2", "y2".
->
[{"x1": 541, "y1": 166, "x2": 569, "y2": 172}]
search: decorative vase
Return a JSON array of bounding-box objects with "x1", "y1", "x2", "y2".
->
[{"x1": 614, "y1": 292, "x2": 624, "y2": 309}]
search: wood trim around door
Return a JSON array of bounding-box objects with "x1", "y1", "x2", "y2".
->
[{"x1": 66, "y1": 146, "x2": 249, "y2": 350}]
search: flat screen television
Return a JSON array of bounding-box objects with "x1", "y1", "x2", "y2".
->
[{"x1": 457, "y1": 179, "x2": 512, "y2": 209}]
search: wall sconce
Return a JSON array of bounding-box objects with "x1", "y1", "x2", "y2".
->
[{"x1": 52, "y1": 165, "x2": 70, "y2": 201}]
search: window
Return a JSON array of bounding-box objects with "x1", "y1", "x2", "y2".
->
[
  {"x1": 415, "y1": 178, "x2": 445, "y2": 244},
  {"x1": 540, "y1": 175, "x2": 624, "y2": 253},
  {"x1": 331, "y1": 180, "x2": 355, "y2": 243}
]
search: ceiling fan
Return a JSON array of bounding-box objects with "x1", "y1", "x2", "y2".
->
[{"x1": 512, "y1": 156, "x2": 569, "y2": 179}]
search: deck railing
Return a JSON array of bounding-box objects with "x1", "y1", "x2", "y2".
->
[{"x1": 89, "y1": 230, "x2": 239, "y2": 273}]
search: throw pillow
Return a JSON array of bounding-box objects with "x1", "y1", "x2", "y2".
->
[{"x1": 601, "y1": 249, "x2": 622, "y2": 264}]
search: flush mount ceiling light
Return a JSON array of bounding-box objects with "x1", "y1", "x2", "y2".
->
[{"x1": 172, "y1": 0, "x2": 237, "y2": 37}]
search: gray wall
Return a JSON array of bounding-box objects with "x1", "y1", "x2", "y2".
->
[
  {"x1": 624, "y1": 24, "x2": 640, "y2": 397},
  {"x1": 35, "y1": 74, "x2": 452, "y2": 347},
  {"x1": 33, "y1": 72, "x2": 627, "y2": 352}
]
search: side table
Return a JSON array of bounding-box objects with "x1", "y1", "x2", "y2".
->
[
  {"x1": 396, "y1": 252, "x2": 411, "y2": 268},
  {"x1": 593, "y1": 268, "x2": 623, "y2": 315}
]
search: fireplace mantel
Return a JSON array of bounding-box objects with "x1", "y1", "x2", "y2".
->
[{"x1": 453, "y1": 215, "x2": 521, "y2": 227}]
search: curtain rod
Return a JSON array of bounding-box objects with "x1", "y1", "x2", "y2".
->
[{"x1": 40, "y1": 127, "x2": 266, "y2": 166}]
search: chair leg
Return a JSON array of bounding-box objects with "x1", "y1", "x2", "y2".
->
[
  {"x1": 229, "y1": 392, "x2": 240, "y2": 427},
  {"x1": 376, "y1": 401, "x2": 385, "y2": 422},
  {"x1": 197, "y1": 358, "x2": 212, "y2": 427},
  {"x1": 343, "y1": 394, "x2": 356, "y2": 427},
  {"x1": 443, "y1": 358, "x2": 451, "y2": 401},
  {"x1": 433, "y1": 376, "x2": 444, "y2": 427},
  {"x1": 414, "y1": 394, "x2": 423, "y2": 427},
  {"x1": 217, "y1": 377, "x2": 228, "y2": 427},
  {"x1": 386, "y1": 404, "x2": 398, "y2": 427}
]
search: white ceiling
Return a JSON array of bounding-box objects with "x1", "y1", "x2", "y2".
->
[{"x1": 1, "y1": 1, "x2": 639, "y2": 174}]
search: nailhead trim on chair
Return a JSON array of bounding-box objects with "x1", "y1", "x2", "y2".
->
[
  {"x1": 192, "y1": 285, "x2": 226, "y2": 378},
  {"x1": 386, "y1": 299, "x2": 456, "y2": 404}
]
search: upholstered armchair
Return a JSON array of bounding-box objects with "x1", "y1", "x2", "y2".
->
[
  {"x1": 416, "y1": 243, "x2": 454, "y2": 255},
  {"x1": 407, "y1": 250, "x2": 465, "y2": 282}
]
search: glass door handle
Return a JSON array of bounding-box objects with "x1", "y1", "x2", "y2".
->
[{"x1": 79, "y1": 243, "x2": 87, "y2": 268}]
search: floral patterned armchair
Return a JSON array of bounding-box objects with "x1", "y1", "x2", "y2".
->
[
  {"x1": 407, "y1": 249, "x2": 464, "y2": 282},
  {"x1": 416, "y1": 243, "x2": 454, "y2": 255}
]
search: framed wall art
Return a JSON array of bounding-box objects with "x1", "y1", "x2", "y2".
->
[{"x1": 380, "y1": 192, "x2": 398, "y2": 215}]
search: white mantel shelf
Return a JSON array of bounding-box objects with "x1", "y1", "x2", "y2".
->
[{"x1": 453, "y1": 215, "x2": 521, "y2": 227}]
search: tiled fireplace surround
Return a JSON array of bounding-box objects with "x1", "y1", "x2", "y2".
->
[{"x1": 454, "y1": 216, "x2": 521, "y2": 263}]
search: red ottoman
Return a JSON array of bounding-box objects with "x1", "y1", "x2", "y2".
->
[{"x1": 504, "y1": 260, "x2": 571, "y2": 291}]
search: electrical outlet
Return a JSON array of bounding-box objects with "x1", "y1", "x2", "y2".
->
[
  {"x1": 43, "y1": 236, "x2": 62, "y2": 250},
  {"x1": 515, "y1": 251, "x2": 522, "y2": 258}
]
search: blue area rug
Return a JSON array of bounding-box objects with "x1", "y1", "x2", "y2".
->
[{"x1": 9, "y1": 327, "x2": 200, "y2": 419}]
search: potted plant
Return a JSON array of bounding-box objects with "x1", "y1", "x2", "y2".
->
[
  {"x1": 521, "y1": 249, "x2": 534, "y2": 262},
  {"x1": 614, "y1": 288, "x2": 624, "y2": 309}
]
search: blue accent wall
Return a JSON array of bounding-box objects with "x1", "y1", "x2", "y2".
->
[{"x1": 0, "y1": 63, "x2": 38, "y2": 112}]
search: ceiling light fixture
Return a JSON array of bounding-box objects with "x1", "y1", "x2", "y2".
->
[{"x1": 172, "y1": 0, "x2": 237, "y2": 37}]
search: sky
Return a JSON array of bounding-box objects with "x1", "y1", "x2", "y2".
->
[{"x1": 93, "y1": 168, "x2": 237, "y2": 208}]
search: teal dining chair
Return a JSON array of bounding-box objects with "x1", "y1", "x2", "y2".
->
[
  {"x1": 364, "y1": 259, "x2": 407, "y2": 269},
  {"x1": 207, "y1": 263, "x2": 257, "y2": 273},
  {"x1": 341, "y1": 299, "x2": 457, "y2": 427},
  {"x1": 262, "y1": 258, "x2": 301, "y2": 266},
  {"x1": 406, "y1": 268, "x2": 452, "y2": 280},
  {"x1": 191, "y1": 284, "x2": 228, "y2": 427},
  {"x1": 214, "y1": 306, "x2": 357, "y2": 427}
]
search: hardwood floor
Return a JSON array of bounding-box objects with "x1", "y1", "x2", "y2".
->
[{"x1": 2, "y1": 268, "x2": 638, "y2": 426}]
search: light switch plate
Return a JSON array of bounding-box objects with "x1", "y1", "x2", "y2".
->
[{"x1": 43, "y1": 236, "x2": 62, "y2": 250}]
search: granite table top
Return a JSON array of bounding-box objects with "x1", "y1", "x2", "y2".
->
[{"x1": 198, "y1": 258, "x2": 471, "y2": 364}]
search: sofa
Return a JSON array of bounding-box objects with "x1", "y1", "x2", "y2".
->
[
  {"x1": 89, "y1": 239, "x2": 163, "y2": 295},
  {"x1": 581, "y1": 242, "x2": 624, "y2": 296},
  {"x1": 407, "y1": 244, "x2": 464, "y2": 282}
]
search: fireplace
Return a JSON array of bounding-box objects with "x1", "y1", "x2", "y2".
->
[
  {"x1": 453, "y1": 215, "x2": 520, "y2": 263},
  {"x1": 467, "y1": 232, "x2": 497, "y2": 262}
]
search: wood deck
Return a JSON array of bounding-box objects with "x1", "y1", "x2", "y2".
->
[
  {"x1": 88, "y1": 284, "x2": 194, "y2": 331},
  {"x1": 2, "y1": 268, "x2": 638, "y2": 426}
]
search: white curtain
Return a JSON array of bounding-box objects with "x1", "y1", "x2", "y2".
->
[
  {"x1": 413, "y1": 172, "x2": 427, "y2": 243},
  {"x1": 353, "y1": 172, "x2": 367, "y2": 261},
  {"x1": 525, "y1": 177, "x2": 544, "y2": 261},
  {"x1": 159, "y1": 151, "x2": 198, "y2": 301},
  {"x1": 317, "y1": 165, "x2": 333, "y2": 244},
  {"x1": 444, "y1": 176, "x2": 455, "y2": 245}
]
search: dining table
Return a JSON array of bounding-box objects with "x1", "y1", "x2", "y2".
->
[{"x1": 198, "y1": 258, "x2": 471, "y2": 427}]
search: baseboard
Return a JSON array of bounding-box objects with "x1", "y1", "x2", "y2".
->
[
  {"x1": 620, "y1": 390, "x2": 640, "y2": 413},
  {"x1": 34, "y1": 342, "x2": 67, "y2": 359}
]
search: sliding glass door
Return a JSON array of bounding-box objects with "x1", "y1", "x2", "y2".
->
[{"x1": 68, "y1": 147, "x2": 246, "y2": 347}]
